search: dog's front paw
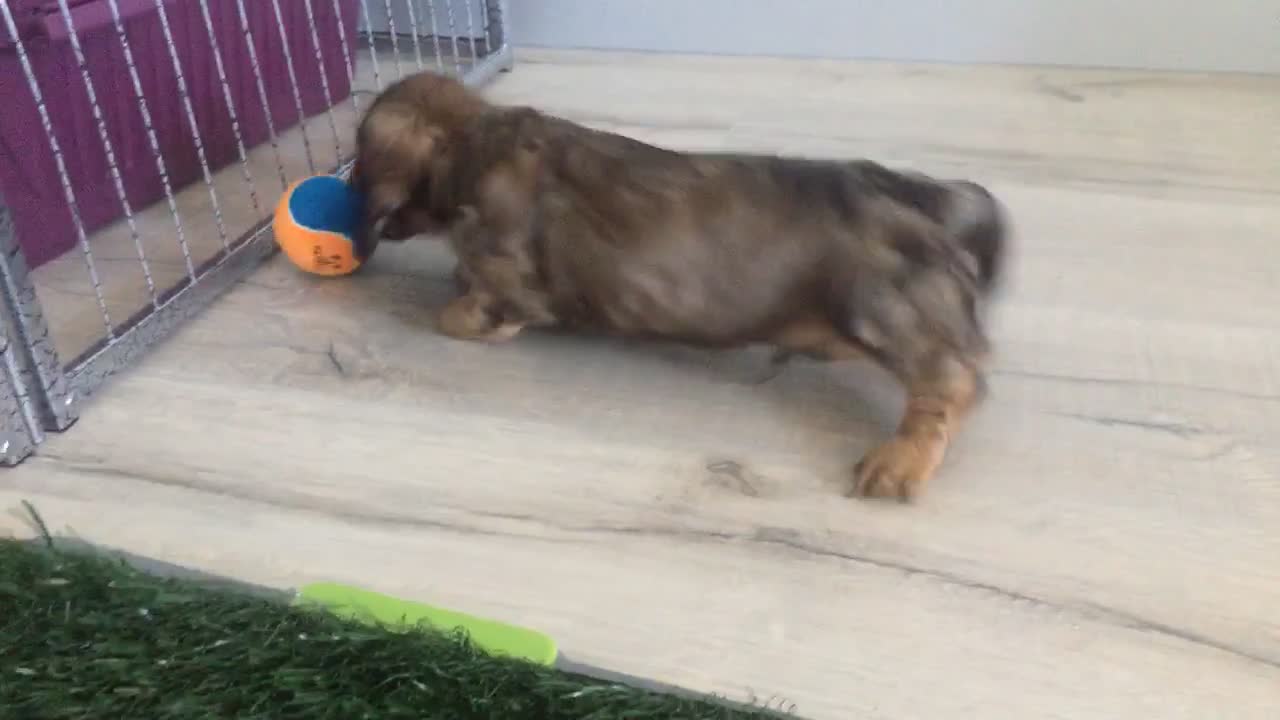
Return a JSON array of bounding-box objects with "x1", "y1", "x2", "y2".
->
[
  {"x1": 850, "y1": 436, "x2": 943, "y2": 502},
  {"x1": 436, "y1": 294, "x2": 523, "y2": 343}
]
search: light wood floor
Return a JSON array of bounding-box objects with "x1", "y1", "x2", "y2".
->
[{"x1": 5, "y1": 50, "x2": 1280, "y2": 719}]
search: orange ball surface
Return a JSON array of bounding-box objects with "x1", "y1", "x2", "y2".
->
[{"x1": 272, "y1": 175, "x2": 365, "y2": 277}]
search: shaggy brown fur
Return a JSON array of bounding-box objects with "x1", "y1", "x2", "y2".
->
[{"x1": 352, "y1": 72, "x2": 1010, "y2": 501}]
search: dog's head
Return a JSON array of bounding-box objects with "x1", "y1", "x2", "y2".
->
[{"x1": 350, "y1": 72, "x2": 488, "y2": 259}]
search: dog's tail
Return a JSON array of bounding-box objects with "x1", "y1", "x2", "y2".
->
[{"x1": 942, "y1": 181, "x2": 1008, "y2": 295}]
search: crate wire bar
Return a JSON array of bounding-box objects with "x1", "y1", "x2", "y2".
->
[{"x1": 0, "y1": 0, "x2": 512, "y2": 465}]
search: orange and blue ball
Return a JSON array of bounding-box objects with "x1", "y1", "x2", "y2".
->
[{"x1": 272, "y1": 175, "x2": 366, "y2": 276}]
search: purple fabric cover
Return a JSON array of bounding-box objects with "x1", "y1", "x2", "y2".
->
[{"x1": 0, "y1": 0, "x2": 359, "y2": 269}]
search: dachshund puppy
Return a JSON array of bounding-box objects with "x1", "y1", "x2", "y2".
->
[{"x1": 353, "y1": 72, "x2": 1009, "y2": 502}]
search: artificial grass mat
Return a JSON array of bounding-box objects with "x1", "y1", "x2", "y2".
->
[{"x1": 0, "y1": 538, "x2": 785, "y2": 719}]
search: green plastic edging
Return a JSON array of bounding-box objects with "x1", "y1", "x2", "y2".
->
[{"x1": 295, "y1": 582, "x2": 557, "y2": 667}]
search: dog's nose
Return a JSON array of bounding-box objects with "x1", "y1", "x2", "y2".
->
[{"x1": 352, "y1": 216, "x2": 386, "y2": 263}]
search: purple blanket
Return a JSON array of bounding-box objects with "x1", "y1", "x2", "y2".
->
[{"x1": 0, "y1": 0, "x2": 359, "y2": 269}]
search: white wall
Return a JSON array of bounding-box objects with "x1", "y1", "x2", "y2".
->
[{"x1": 508, "y1": 0, "x2": 1280, "y2": 74}]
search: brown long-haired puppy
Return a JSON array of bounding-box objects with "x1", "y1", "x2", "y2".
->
[{"x1": 352, "y1": 72, "x2": 1009, "y2": 502}]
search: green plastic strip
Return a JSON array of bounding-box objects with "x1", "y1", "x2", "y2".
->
[{"x1": 295, "y1": 582, "x2": 557, "y2": 667}]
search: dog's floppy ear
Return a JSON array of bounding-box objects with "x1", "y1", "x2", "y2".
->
[{"x1": 352, "y1": 107, "x2": 445, "y2": 260}]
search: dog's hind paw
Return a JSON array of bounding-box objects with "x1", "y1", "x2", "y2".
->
[{"x1": 850, "y1": 436, "x2": 944, "y2": 502}]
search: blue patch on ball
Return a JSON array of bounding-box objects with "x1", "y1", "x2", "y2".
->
[{"x1": 287, "y1": 175, "x2": 366, "y2": 236}]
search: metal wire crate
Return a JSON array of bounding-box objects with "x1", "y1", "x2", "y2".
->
[{"x1": 0, "y1": 0, "x2": 512, "y2": 465}]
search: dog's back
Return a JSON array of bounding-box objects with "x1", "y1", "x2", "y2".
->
[{"x1": 449, "y1": 111, "x2": 1008, "y2": 358}]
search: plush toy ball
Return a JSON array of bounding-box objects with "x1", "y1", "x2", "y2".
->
[{"x1": 273, "y1": 175, "x2": 367, "y2": 276}]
